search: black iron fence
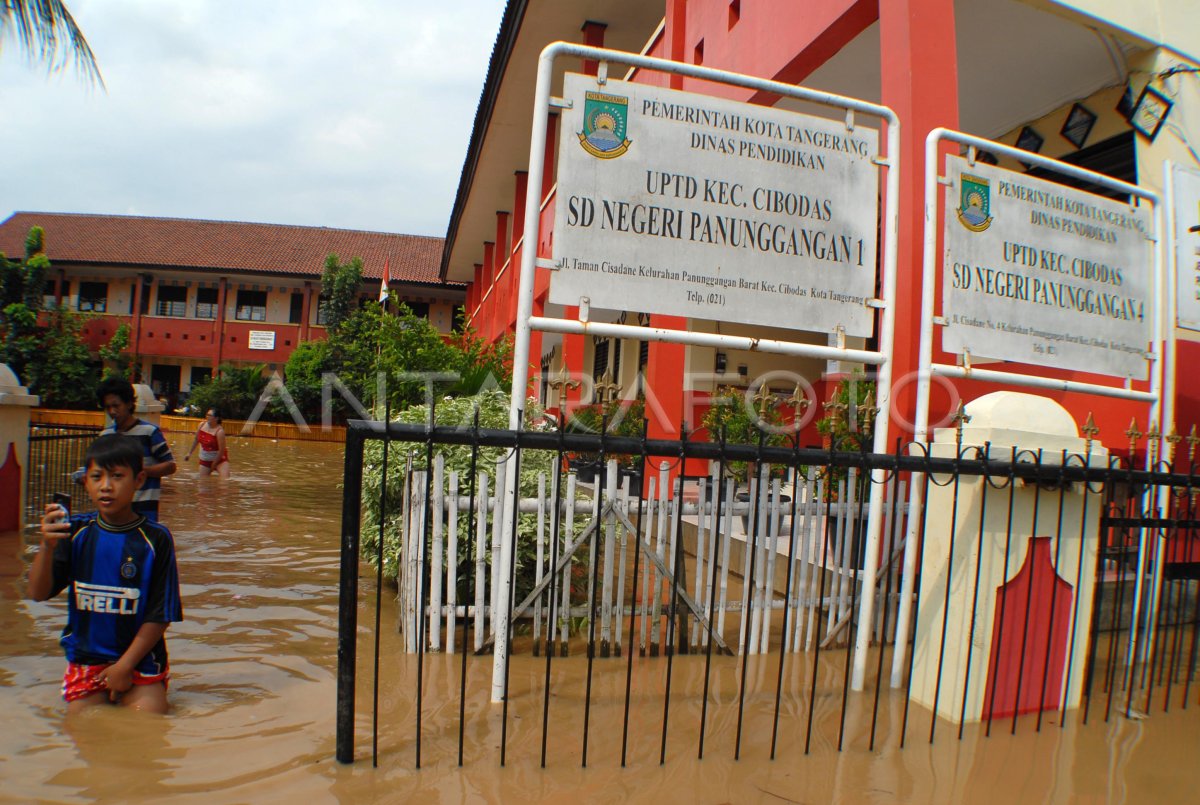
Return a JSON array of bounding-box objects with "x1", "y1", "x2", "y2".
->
[
  {"x1": 25, "y1": 424, "x2": 101, "y2": 526},
  {"x1": 336, "y1": 417, "x2": 1200, "y2": 767}
]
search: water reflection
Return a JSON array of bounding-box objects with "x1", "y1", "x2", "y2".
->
[{"x1": 0, "y1": 436, "x2": 1196, "y2": 803}]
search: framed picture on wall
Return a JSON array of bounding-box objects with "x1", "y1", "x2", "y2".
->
[
  {"x1": 1060, "y1": 103, "x2": 1097, "y2": 150},
  {"x1": 1014, "y1": 126, "x2": 1044, "y2": 169},
  {"x1": 1130, "y1": 84, "x2": 1173, "y2": 142}
]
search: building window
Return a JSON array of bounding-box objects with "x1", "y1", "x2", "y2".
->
[
  {"x1": 190, "y1": 365, "x2": 213, "y2": 388},
  {"x1": 128, "y1": 281, "x2": 151, "y2": 315},
  {"x1": 403, "y1": 301, "x2": 430, "y2": 319},
  {"x1": 156, "y1": 285, "x2": 188, "y2": 317},
  {"x1": 235, "y1": 289, "x2": 267, "y2": 321},
  {"x1": 195, "y1": 287, "x2": 219, "y2": 319},
  {"x1": 44, "y1": 280, "x2": 70, "y2": 310},
  {"x1": 592, "y1": 336, "x2": 610, "y2": 382},
  {"x1": 316, "y1": 294, "x2": 329, "y2": 326},
  {"x1": 77, "y1": 281, "x2": 108, "y2": 313},
  {"x1": 289, "y1": 292, "x2": 304, "y2": 324}
]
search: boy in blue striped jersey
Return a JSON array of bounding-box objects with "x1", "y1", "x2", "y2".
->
[
  {"x1": 30, "y1": 434, "x2": 184, "y2": 713},
  {"x1": 96, "y1": 377, "x2": 176, "y2": 520}
]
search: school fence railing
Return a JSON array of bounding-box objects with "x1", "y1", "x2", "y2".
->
[
  {"x1": 336, "y1": 417, "x2": 1200, "y2": 767},
  {"x1": 25, "y1": 423, "x2": 101, "y2": 526}
]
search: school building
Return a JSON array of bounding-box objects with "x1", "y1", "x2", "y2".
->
[
  {"x1": 0, "y1": 212, "x2": 464, "y2": 401},
  {"x1": 443, "y1": 0, "x2": 1200, "y2": 452}
]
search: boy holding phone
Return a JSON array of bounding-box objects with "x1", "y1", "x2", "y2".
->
[{"x1": 29, "y1": 434, "x2": 184, "y2": 713}]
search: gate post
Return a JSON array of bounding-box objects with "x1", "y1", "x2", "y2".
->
[
  {"x1": 132, "y1": 383, "x2": 165, "y2": 425},
  {"x1": 0, "y1": 365, "x2": 39, "y2": 532},
  {"x1": 909, "y1": 391, "x2": 1105, "y2": 723},
  {"x1": 336, "y1": 428, "x2": 365, "y2": 763}
]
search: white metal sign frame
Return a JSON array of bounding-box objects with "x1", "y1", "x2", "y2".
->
[
  {"x1": 890, "y1": 126, "x2": 1168, "y2": 687},
  {"x1": 495, "y1": 41, "x2": 902, "y2": 700}
]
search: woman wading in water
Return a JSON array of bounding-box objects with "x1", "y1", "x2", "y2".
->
[{"x1": 184, "y1": 408, "x2": 231, "y2": 478}]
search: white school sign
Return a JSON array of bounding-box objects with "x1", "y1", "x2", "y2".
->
[
  {"x1": 1173, "y1": 164, "x2": 1200, "y2": 331},
  {"x1": 941, "y1": 156, "x2": 1153, "y2": 380},
  {"x1": 550, "y1": 73, "x2": 880, "y2": 336}
]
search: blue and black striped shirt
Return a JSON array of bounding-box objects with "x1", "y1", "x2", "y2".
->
[{"x1": 49, "y1": 514, "x2": 184, "y2": 674}]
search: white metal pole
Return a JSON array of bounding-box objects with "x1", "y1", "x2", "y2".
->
[
  {"x1": 851, "y1": 110, "x2": 901, "y2": 691},
  {"x1": 492, "y1": 42, "x2": 557, "y2": 702},
  {"x1": 1132, "y1": 175, "x2": 1170, "y2": 676},
  {"x1": 889, "y1": 128, "x2": 944, "y2": 687}
]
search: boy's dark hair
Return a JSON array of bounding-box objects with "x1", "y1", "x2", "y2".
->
[
  {"x1": 97, "y1": 377, "x2": 135, "y2": 406},
  {"x1": 85, "y1": 434, "x2": 144, "y2": 474}
]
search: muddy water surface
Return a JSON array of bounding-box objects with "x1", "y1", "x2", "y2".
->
[{"x1": 1, "y1": 437, "x2": 1197, "y2": 803}]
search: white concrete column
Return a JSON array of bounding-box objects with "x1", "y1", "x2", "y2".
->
[{"x1": 0, "y1": 365, "x2": 40, "y2": 532}]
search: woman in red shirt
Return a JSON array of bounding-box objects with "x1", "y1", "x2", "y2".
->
[{"x1": 184, "y1": 408, "x2": 231, "y2": 478}]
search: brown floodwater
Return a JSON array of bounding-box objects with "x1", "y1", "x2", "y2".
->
[{"x1": 2, "y1": 437, "x2": 1198, "y2": 803}]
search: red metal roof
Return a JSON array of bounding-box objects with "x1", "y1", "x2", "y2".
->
[{"x1": 0, "y1": 211, "x2": 457, "y2": 285}]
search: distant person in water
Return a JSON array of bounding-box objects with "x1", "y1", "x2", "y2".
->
[
  {"x1": 29, "y1": 434, "x2": 184, "y2": 713},
  {"x1": 96, "y1": 377, "x2": 177, "y2": 520},
  {"x1": 184, "y1": 408, "x2": 231, "y2": 478}
]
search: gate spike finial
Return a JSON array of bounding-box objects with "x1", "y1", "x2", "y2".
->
[
  {"x1": 1081, "y1": 412, "x2": 1100, "y2": 451},
  {"x1": 1187, "y1": 425, "x2": 1200, "y2": 463},
  {"x1": 951, "y1": 401, "x2": 971, "y2": 445},
  {"x1": 1125, "y1": 417, "x2": 1143, "y2": 457},
  {"x1": 1147, "y1": 421, "x2": 1161, "y2": 465},
  {"x1": 753, "y1": 382, "x2": 776, "y2": 419},
  {"x1": 823, "y1": 388, "x2": 847, "y2": 430},
  {"x1": 594, "y1": 368, "x2": 621, "y2": 404},
  {"x1": 860, "y1": 388, "x2": 880, "y2": 436},
  {"x1": 788, "y1": 384, "x2": 811, "y2": 422},
  {"x1": 1165, "y1": 427, "x2": 1181, "y2": 464}
]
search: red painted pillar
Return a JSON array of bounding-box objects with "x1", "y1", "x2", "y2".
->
[
  {"x1": 494, "y1": 210, "x2": 511, "y2": 333},
  {"x1": 510, "y1": 172, "x2": 528, "y2": 337},
  {"x1": 213, "y1": 277, "x2": 228, "y2": 372},
  {"x1": 471, "y1": 264, "x2": 484, "y2": 327},
  {"x1": 130, "y1": 275, "x2": 147, "y2": 368},
  {"x1": 300, "y1": 281, "x2": 312, "y2": 341},
  {"x1": 879, "y1": 0, "x2": 959, "y2": 439},
  {"x1": 482, "y1": 241, "x2": 496, "y2": 341}
]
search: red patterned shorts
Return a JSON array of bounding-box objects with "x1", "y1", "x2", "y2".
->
[{"x1": 61, "y1": 662, "x2": 170, "y2": 702}]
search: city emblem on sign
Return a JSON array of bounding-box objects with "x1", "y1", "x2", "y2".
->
[
  {"x1": 957, "y1": 173, "x2": 993, "y2": 232},
  {"x1": 578, "y1": 91, "x2": 632, "y2": 159}
]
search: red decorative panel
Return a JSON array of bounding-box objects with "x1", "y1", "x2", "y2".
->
[
  {"x1": 983, "y1": 536, "x2": 1074, "y2": 720},
  {"x1": 0, "y1": 442, "x2": 21, "y2": 532}
]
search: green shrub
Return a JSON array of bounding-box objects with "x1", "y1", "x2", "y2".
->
[{"x1": 361, "y1": 390, "x2": 573, "y2": 607}]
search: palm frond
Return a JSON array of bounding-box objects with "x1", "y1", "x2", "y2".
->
[{"x1": 1, "y1": 0, "x2": 105, "y2": 88}]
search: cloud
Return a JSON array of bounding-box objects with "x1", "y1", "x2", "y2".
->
[{"x1": 0, "y1": 0, "x2": 504, "y2": 236}]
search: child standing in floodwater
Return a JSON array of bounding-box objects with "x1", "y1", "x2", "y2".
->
[{"x1": 29, "y1": 434, "x2": 184, "y2": 714}]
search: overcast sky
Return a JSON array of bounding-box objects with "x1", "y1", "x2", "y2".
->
[{"x1": 0, "y1": 0, "x2": 506, "y2": 237}]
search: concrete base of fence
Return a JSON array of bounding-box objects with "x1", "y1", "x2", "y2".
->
[{"x1": 910, "y1": 391, "x2": 1105, "y2": 725}]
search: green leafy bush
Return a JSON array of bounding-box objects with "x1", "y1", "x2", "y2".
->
[{"x1": 361, "y1": 390, "x2": 572, "y2": 606}]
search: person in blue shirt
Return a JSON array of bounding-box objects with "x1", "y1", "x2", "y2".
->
[
  {"x1": 30, "y1": 434, "x2": 184, "y2": 713},
  {"x1": 96, "y1": 377, "x2": 176, "y2": 520}
]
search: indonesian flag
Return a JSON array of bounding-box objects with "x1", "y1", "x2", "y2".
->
[{"x1": 379, "y1": 259, "x2": 391, "y2": 303}]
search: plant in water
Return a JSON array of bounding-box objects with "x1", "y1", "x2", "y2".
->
[
  {"x1": 700, "y1": 385, "x2": 790, "y2": 484},
  {"x1": 361, "y1": 389, "x2": 579, "y2": 608}
]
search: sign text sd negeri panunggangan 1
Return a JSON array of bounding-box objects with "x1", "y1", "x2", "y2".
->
[{"x1": 550, "y1": 75, "x2": 880, "y2": 335}]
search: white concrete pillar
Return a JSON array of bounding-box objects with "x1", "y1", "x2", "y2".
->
[
  {"x1": 909, "y1": 392, "x2": 1105, "y2": 724},
  {"x1": 0, "y1": 365, "x2": 40, "y2": 532}
]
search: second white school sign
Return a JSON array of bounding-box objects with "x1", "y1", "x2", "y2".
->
[
  {"x1": 550, "y1": 73, "x2": 880, "y2": 336},
  {"x1": 942, "y1": 156, "x2": 1153, "y2": 380}
]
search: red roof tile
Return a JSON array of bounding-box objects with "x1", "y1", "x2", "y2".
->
[{"x1": 0, "y1": 211, "x2": 458, "y2": 285}]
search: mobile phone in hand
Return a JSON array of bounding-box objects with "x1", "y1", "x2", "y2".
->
[{"x1": 51, "y1": 492, "x2": 71, "y2": 519}]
